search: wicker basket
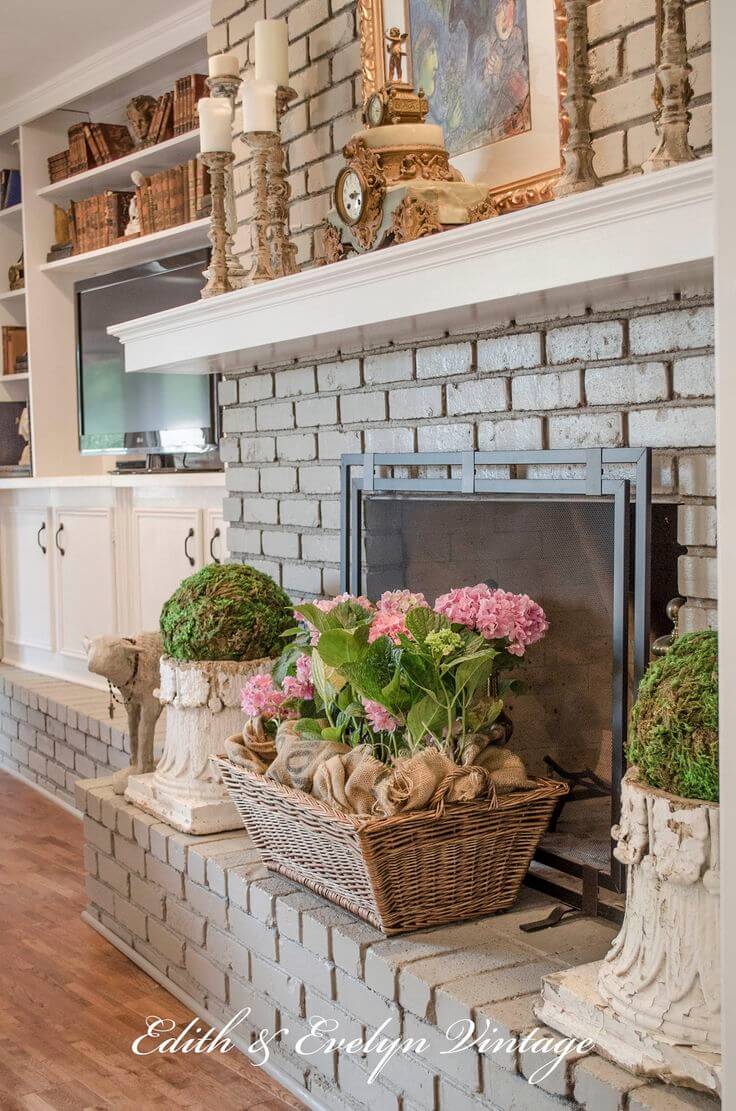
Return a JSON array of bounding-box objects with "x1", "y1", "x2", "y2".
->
[{"x1": 216, "y1": 756, "x2": 568, "y2": 935}]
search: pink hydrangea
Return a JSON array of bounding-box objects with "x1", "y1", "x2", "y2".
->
[
  {"x1": 313, "y1": 592, "x2": 373, "y2": 615},
  {"x1": 434, "y1": 583, "x2": 494, "y2": 628},
  {"x1": 368, "y1": 589, "x2": 427, "y2": 643},
  {"x1": 240, "y1": 673, "x2": 289, "y2": 719},
  {"x1": 299, "y1": 593, "x2": 373, "y2": 644},
  {"x1": 363, "y1": 699, "x2": 400, "y2": 733},
  {"x1": 505, "y1": 592, "x2": 549, "y2": 655},
  {"x1": 434, "y1": 584, "x2": 548, "y2": 656},
  {"x1": 282, "y1": 653, "x2": 314, "y2": 701}
]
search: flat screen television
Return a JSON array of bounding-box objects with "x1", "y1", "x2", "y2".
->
[{"x1": 76, "y1": 250, "x2": 218, "y2": 456}]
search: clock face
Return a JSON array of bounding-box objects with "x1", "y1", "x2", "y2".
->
[
  {"x1": 338, "y1": 169, "x2": 365, "y2": 225},
  {"x1": 366, "y1": 93, "x2": 384, "y2": 128}
]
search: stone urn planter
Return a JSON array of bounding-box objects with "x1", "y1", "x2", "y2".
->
[
  {"x1": 125, "y1": 655, "x2": 273, "y2": 834},
  {"x1": 537, "y1": 631, "x2": 720, "y2": 1094},
  {"x1": 597, "y1": 767, "x2": 720, "y2": 1051}
]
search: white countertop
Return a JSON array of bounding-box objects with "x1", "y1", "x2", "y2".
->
[{"x1": 0, "y1": 471, "x2": 226, "y2": 490}]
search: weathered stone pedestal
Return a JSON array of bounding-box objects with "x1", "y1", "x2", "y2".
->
[
  {"x1": 537, "y1": 771, "x2": 721, "y2": 1098},
  {"x1": 125, "y1": 656, "x2": 271, "y2": 834}
]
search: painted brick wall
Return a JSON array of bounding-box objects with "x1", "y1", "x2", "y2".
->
[
  {"x1": 0, "y1": 672, "x2": 133, "y2": 808},
  {"x1": 219, "y1": 289, "x2": 717, "y2": 636},
  {"x1": 210, "y1": 0, "x2": 712, "y2": 270}
]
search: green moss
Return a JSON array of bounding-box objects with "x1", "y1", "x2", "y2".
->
[
  {"x1": 628, "y1": 630, "x2": 719, "y2": 803},
  {"x1": 160, "y1": 563, "x2": 294, "y2": 662}
]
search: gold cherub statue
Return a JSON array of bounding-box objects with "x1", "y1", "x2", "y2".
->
[{"x1": 385, "y1": 27, "x2": 408, "y2": 84}]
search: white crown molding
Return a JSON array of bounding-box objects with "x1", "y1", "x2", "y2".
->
[
  {"x1": 110, "y1": 158, "x2": 715, "y2": 377},
  {"x1": 0, "y1": 0, "x2": 210, "y2": 135}
]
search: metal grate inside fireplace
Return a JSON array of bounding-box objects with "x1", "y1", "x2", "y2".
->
[{"x1": 339, "y1": 450, "x2": 681, "y2": 920}]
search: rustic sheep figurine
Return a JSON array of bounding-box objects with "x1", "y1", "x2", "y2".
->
[{"x1": 85, "y1": 632, "x2": 164, "y2": 794}]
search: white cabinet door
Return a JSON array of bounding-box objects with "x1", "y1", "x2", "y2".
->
[
  {"x1": 205, "y1": 509, "x2": 226, "y2": 566},
  {"x1": 1, "y1": 507, "x2": 55, "y2": 652},
  {"x1": 54, "y1": 508, "x2": 117, "y2": 660},
  {"x1": 132, "y1": 507, "x2": 203, "y2": 630}
]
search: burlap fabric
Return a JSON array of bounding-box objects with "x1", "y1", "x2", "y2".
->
[
  {"x1": 232, "y1": 718, "x2": 534, "y2": 816},
  {"x1": 224, "y1": 716, "x2": 277, "y2": 773},
  {"x1": 266, "y1": 720, "x2": 349, "y2": 792}
]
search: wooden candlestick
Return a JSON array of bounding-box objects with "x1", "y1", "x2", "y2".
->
[
  {"x1": 199, "y1": 151, "x2": 236, "y2": 298},
  {"x1": 244, "y1": 132, "x2": 276, "y2": 283},
  {"x1": 269, "y1": 86, "x2": 299, "y2": 278},
  {"x1": 554, "y1": 0, "x2": 600, "y2": 198},
  {"x1": 642, "y1": 0, "x2": 696, "y2": 172},
  {"x1": 205, "y1": 74, "x2": 247, "y2": 289}
]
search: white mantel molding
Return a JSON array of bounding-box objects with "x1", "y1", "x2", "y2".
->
[{"x1": 112, "y1": 159, "x2": 714, "y2": 376}]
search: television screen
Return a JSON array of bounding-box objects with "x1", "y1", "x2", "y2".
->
[{"x1": 76, "y1": 250, "x2": 216, "y2": 455}]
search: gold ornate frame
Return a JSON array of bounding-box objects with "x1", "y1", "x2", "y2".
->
[{"x1": 359, "y1": 0, "x2": 569, "y2": 213}]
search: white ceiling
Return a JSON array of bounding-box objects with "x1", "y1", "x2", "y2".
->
[{"x1": 0, "y1": 0, "x2": 209, "y2": 133}]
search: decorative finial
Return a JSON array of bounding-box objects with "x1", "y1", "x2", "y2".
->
[{"x1": 385, "y1": 26, "x2": 408, "y2": 84}]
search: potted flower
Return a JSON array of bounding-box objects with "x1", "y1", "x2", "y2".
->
[
  {"x1": 597, "y1": 630, "x2": 720, "y2": 1054},
  {"x1": 125, "y1": 563, "x2": 294, "y2": 834},
  {"x1": 216, "y1": 585, "x2": 567, "y2": 934}
]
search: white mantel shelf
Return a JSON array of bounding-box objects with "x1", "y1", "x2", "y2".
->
[{"x1": 112, "y1": 159, "x2": 714, "y2": 376}]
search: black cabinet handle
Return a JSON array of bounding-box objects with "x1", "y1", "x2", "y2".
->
[
  {"x1": 184, "y1": 527, "x2": 195, "y2": 567},
  {"x1": 37, "y1": 521, "x2": 47, "y2": 554},
  {"x1": 209, "y1": 527, "x2": 221, "y2": 564},
  {"x1": 55, "y1": 523, "x2": 65, "y2": 556}
]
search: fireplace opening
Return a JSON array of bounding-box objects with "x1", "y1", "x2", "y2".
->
[
  {"x1": 339, "y1": 449, "x2": 673, "y2": 917},
  {"x1": 363, "y1": 494, "x2": 681, "y2": 879}
]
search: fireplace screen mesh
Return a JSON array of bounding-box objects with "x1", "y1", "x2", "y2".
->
[{"x1": 363, "y1": 494, "x2": 678, "y2": 877}]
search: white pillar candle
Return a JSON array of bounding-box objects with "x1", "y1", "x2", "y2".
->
[
  {"x1": 208, "y1": 51, "x2": 240, "y2": 79},
  {"x1": 242, "y1": 79, "x2": 278, "y2": 133},
  {"x1": 198, "y1": 98, "x2": 233, "y2": 152},
  {"x1": 254, "y1": 20, "x2": 289, "y2": 86}
]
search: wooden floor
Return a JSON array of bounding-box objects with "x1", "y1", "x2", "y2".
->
[{"x1": 0, "y1": 772, "x2": 304, "y2": 1111}]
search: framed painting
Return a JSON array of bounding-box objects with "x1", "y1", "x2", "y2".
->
[{"x1": 359, "y1": 0, "x2": 568, "y2": 209}]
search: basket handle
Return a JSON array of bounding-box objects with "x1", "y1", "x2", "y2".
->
[{"x1": 429, "y1": 767, "x2": 498, "y2": 817}]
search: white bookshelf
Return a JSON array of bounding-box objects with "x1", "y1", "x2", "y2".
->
[
  {"x1": 40, "y1": 218, "x2": 209, "y2": 281},
  {"x1": 0, "y1": 202, "x2": 22, "y2": 228},
  {"x1": 0, "y1": 34, "x2": 209, "y2": 478},
  {"x1": 0, "y1": 288, "x2": 24, "y2": 305},
  {"x1": 38, "y1": 128, "x2": 202, "y2": 203}
]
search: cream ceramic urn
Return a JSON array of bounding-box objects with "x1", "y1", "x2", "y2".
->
[{"x1": 125, "y1": 656, "x2": 272, "y2": 834}]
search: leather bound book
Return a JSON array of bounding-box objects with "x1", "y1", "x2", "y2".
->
[
  {"x1": 68, "y1": 124, "x2": 89, "y2": 176},
  {"x1": 174, "y1": 77, "x2": 188, "y2": 135},
  {"x1": 68, "y1": 201, "x2": 78, "y2": 253},
  {"x1": 148, "y1": 96, "x2": 166, "y2": 146},
  {"x1": 100, "y1": 124, "x2": 134, "y2": 160},
  {"x1": 157, "y1": 92, "x2": 174, "y2": 144},
  {"x1": 186, "y1": 159, "x2": 197, "y2": 221},
  {"x1": 83, "y1": 123, "x2": 103, "y2": 166},
  {"x1": 139, "y1": 179, "x2": 153, "y2": 235},
  {"x1": 189, "y1": 75, "x2": 208, "y2": 131}
]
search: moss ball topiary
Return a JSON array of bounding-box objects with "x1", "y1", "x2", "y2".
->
[
  {"x1": 628, "y1": 630, "x2": 718, "y2": 803},
  {"x1": 160, "y1": 563, "x2": 294, "y2": 662}
]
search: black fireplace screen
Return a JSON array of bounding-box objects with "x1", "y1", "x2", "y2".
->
[{"x1": 339, "y1": 449, "x2": 672, "y2": 919}]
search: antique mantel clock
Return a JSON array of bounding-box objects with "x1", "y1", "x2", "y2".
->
[{"x1": 324, "y1": 33, "x2": 497, "y2": 260}]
